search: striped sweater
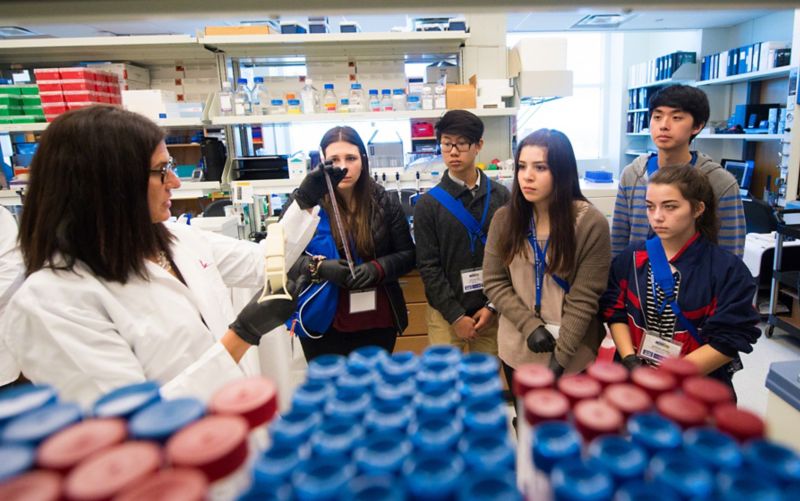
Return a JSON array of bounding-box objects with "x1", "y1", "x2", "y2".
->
[{"x1": 611, "y1": 152, "x2": 745, "y2": 258}]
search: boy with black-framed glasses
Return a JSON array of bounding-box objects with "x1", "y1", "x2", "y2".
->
[{"x1": 413, "y1": 109, "x2": 510, "y2": 354}]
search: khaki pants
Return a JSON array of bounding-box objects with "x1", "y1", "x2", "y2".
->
[{"x1": 426, "y1": 305, "x2": 498, "y2": 355}]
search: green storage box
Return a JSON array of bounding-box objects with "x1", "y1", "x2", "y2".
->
[
  {"x1": 10, "y1": 115, "x2": 38, "y2": 124},
  {"x1": 22, "y1": 106, "x2": 44, "y2": 117},
  {"x1": 20, "y1": 96, "x2": 41, "y2": 106},
  {"x1": 0, "y1": 117, "x2": 11, "y2": 124},
  {"x1": 0, "y1": 86, "x2": 22, "y2": 95},
  {"x1": 18, "y1": 85, "x2": 39, "y2": 95},
  {"x1": 0, "y1": 95, "x2": 21, "y2": 106}
]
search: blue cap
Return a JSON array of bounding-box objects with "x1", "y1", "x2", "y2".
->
[
  {"x1": 716, "y1": 470, "x2": 782, "y2": 501},
  {"x1": 649, "y1": 450, "x2": 715, "y2": 499},
  {"x1": 458, "y1": 431, "x2": 514, "y2": 474},
  {"x1": 462, "y1": 397, "x2": 507, "y2": 433},
  {"x1": 459, "y1": 352, "x2": 499, "y2": 378},
  {"x1": 291, "y1": 381, "x2": 333, "y2": 413},
  {"x1": 324, "y1": 83, "x2": 334, "y2": 90},
  {"x1": 422, "y1": 345, "x2": 461, "y2": 366},
  {"x1": 379, "y1": 351, "x2": 420, "y2": 381},
  {"x1": 128, "y1": 397, "x2": 204, "y2": 443},
  {"x1": 292, "y1": 455, "x2": 355, "y2": 501},
  {"x1": 458, "y1": 472, "x2": 520, "y2": 501},
  {"x1": 532, "y1": 422, "x2": 582, "y2": 473},
  {"x1": 393, "y1": 89, "x2": 405, "y2": 95},
  {"x1": 238, "y1": 78, "x2": 248, "y2": 84},
  {"x1": 349, "y1": 345, "x2": 389, "y2": 370},
  {"x1": 409, "y1": 415, "x2": 462, "y2": 453},
  {"x1": 307, "y1": 354, "x2": 347, "y2": 382},
  {"x1": 339, "y1": 98, "x2": 350, "y2": 105},
  {"x1": 92, "y1": 381, "x2": 161, "y2": 420},
  {"x1": 324, "y1": 387, "x2": 371, "y2": 422},
  {"x1": 310, "y1": 420, "x2": 365, "y2": 458},
  {"x1": 459, "y1": 371, "x2": 503, "y2": 404},
  {"x1": 552, "y1": 459, "x2": 614, "y2": 501},
  {"x1": 743, "y1": 439, "x2": 800, "y2": 486},
  {"x1": 252, "y1": 442, "x2": 305, "y2": 490},
  {"x1": 1, "y1": 402, "x2": 82, "y2": 445},
  {"x1": 416, "y1": 359, "x2": 458, "y2": 392},
  {"x1": 614, "y1": 480, "x2": 680, "y2": 501},
  {"x1": 269, "y1": 407, "x2": 320, "y2": 448},
  {"x1": 350, "y1": 83, "x2": 362, "y2": 90},
  {"x1": 254, "y1": 77, "x2": 265, "y2": 83},
  {"x1": 0, "y1": 444, "x2": 35, "y2": 482},
  {"x1": 414, "y1": 384, "x2": 459, "y2": 418},
  {"x1": 368, "y1": 89, "x2": 379, "y2": 95},
  {"x1": 237, "y1": 484, "x2": 292, "y2": 501},
  {"x1": 0, "y1": 384, "x2": 58, "y2": 426},
  {"x1": 287, "y1": 99, "x2": 300, "y2": 105},
  {"x1": 381, "y1": 89, "x2": 391, "y2": 95},
  {"x1": 353, "y1": 434, "x2": 412, "y2": 477},
  {"x1": 586, "y1": 435, "x2": 648, "y2": 484},
  {"x1": 363, "y1": 399, "x2": 413, "y2": 435},
  {"x1": 408, "y1": 96, "x2": 421, "y2": 102},
  {"x1": 684, "y1": 427, "x2": 742, "y2": 472},
  {"x1": 270, "y1": 99, "x2": 284, "y2": 105},
  {"x1": 627, "y1": 413, "x2": 682, "y2": 454},
  {"x1": 403, "y1": 453, "x2": 464, "y2": 500},
  {"x1": 346, "y1": 475, "x2": 404, "y2": 501},
  {"x1": 373, "y1": 377, "x2": 416, "y2": 406},
  {"x1": 585, "y1": 170, "x2": 613, "y2": 183}
]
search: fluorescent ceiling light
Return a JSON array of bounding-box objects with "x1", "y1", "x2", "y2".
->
[
  {"x1": 0, "y1": 26, "x2": 38, "y2": 38},
  {"x1": 572, "y1": 14, "x2": 634, "y2": 29}
]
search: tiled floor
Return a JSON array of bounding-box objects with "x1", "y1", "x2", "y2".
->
[{"x1": 733, "y1": 322, "x2": 800, "y2": 416}]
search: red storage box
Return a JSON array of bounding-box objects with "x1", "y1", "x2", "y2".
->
[
  {"x1": 37, "y1": 82, "x2": 63, "y2": 92},
  {"x1": 67, "y1": 101, "x2": 93, "y2": 110},
  {"x1": 61, "y1": 80, "x2": 96, "y2": 92},
  {"x1": 34, "y1": 68, "x2": 61, "y2": 81},
  {"x1": 60, "y1": 67, "x2": 96, "y2": 80},
  {"x1": 98, "y1": 94, "x2": 111, "y2": 104},
  {"x1": 42, "y1": 103, "x2": 68, "y2": 114},
  {"x1": 63, "y1": 91, "x2": 97, "y2": 103},
  {"x1": 411, "y1": 121, "x2": 435, "y2": 138},
  {"x1": 39, "y1": 92, "x2": 65, "y2": 104}
]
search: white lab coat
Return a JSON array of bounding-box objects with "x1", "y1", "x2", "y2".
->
[
  {"x1": 0, "y1": 206, "x2": 24, "y2": 384},
  {"x1": 0, "y1": 223, "x2": 268, "y2": 407}
]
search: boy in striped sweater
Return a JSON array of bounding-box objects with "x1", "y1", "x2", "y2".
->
[{"x1": 612, "y1": 84, "x2": 745, "y2": 258}]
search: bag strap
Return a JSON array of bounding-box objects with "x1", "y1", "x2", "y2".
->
[{"x1": 428, "y1": 185, "x2": 488, "y2": 253}]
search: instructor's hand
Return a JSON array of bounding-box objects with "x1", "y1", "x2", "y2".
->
[
  {"x1": 229, "y1": 279, "x2": 303, "y2": 346},
  {"x1": 295, "y1": 161, "x2": 347, "y2": 209}
]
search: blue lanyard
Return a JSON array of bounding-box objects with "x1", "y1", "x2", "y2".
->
[
  {"x1": 646, "y1": 151, "x2": 698, "y2": 176},
  {"x1": 650, "y1": 274, "x2": 670, "y2": 315},
  {"x1": 527, "y1": 215, "x2": 549, "y2": 318}
]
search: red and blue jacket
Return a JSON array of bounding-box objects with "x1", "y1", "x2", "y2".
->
[{"x1": 600, "y1": 233, "x2": 760, "y2": 381}]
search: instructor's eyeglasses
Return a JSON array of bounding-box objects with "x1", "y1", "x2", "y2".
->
[{"x1": 149, "y1": 157, "x2": 177, "y2": 183}]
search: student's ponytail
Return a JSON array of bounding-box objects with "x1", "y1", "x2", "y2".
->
[{"x1": 649, "y1": 164, "x2": 719, "y2": 243}]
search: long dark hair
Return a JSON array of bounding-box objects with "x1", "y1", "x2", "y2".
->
[
  {"x1": 319, "y1": 126, "x2": 376, "y2": 258},
  {"x1": 19, "y1": 105, "x2": 171, "y2": 283},
  {"x1": 649, "y1": 164, "x2": 718, "y2": 243},
  {"x1": 498, "y1": 129, "x2": 586, "y2": 276}
]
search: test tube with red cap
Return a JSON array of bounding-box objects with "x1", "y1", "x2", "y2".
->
[
  {"x1": 712, "y1": 403, "x2": 766, "y2": 442},
  {"x1": 517, "y1": 389, "x2": 570, "y2": 495},
  {"x1": 0, "y1": 470, "x2": 62, "y2": 501},
  {"x1": 681, "y1": 376, "x2": 734, "y2": 409},
  {"x1": 658, "y1": 357, "x2": 700, "y2": 384},
  {"x1": 573, "y1": 399, "x2": 625, "y2": 443},
  {"x1": 511, "y1": 364, "x2": 555, "y2": 498},
  {"x1": 586, "y1": 361, "x2": 628, "y2": 388},
  {"x1": 36, "y1": 418, "x2": 127, "y2": 473},
  {"x1": 114, "y1": 469, "x2": 208, "y2": 501},
  {"x1": 656, "y1": 393, "x2": 709, "y2": 429},
  {"x1": 209, "y1": 376, "x2": 279, "y2": 453},
  {"x1": 602, "y1": 383, "x2": 653, "y2": 420},
  {"x1": 631, "y1": 367, "x2": 678, "y2": 400}
]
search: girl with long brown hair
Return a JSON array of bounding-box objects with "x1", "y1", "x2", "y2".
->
[{"x1": 483, "y1": 129, "x2": 611, "y2": 384}]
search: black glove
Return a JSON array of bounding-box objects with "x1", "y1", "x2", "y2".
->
[
  {"x1": 345, "y1": 262, "x2": 380, "y2": 290},
  {"x1": 526, "y1": 325, "x2": 556, "y2": 353},
  {"x1": 317, "y1": 259, "x2": 352, "y2": 287},
  {"x1": 295, "y1": 161, "x2": 347, "y2": 210},
  {"x1": 548, "y1": 354, "x2": 565, "y2": 378},
  {"x1": 229, "y1": 281, "x2": 300, "y2": 346},
  {"x1": 621, "y1": 354, "x2": 644, "y2": 371}
]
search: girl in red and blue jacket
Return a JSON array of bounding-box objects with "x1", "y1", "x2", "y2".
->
[{"x1": 600, "y1": 164, "x2": 760, "y2": 388}]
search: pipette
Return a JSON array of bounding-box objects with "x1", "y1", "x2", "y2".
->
[{"x1": 322, "y1": 162, "x2": 357, "y2": 279}]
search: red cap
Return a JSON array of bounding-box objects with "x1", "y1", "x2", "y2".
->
[
  {"x1": 113, "y1": 469, "x2": 208, "y2": 501},
  {"x1": 573, "y1": 399, "x2": 624, "y2": 442},
  {"x1": 713, "y1": 403, "x2": 766, "y2": 442},
  {"x1": 166, "y1": 415, "x2": 248, "y2": 483},
  {"x1": 0, "y1": 470, "x2": 61, "y2": 501},
  {"x1": 658, "y1": 357, "x2": 700, "y2": 383},
  {"x1": 681, "y1": 377, "x2": 734, "y2": 408},
  {"x1": 64, "y1": 442, "x2": 162, "y2": 501},
  {"x1": 512, "y1": 364, "x2": 555, "y2": 398},
  {"x1": 656, "y1": 393, "x2": 708, "y2": 429},
  {"x1": 631, "y1": 367, "x2": 677, "y2": 399},
  {"x1": 602, "y1": 383, "x2": 653, "y2": 419},
  {"x1": 37, "y1": 418, "x2": 127, "y2": 473},
  {"x1": 209, "y1": 376, "x2": 278, "y2": 430},
  {"x1": 586, "y1": 362, "x2": 628, "y2": 388},
  {"x1": 523, "y1": 389, "x2": 570, "y2": 426},
  {"x1": 557, "y1": 374, "x2": 602, "y2": 406}
]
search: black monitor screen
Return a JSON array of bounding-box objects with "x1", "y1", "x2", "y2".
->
[{"x1": 722, "y1": 159, "x2": 753, "y2": 191}]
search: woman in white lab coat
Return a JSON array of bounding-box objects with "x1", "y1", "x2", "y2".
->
[
  {"x1": 0, "y1": 106, "x2": 298, "y2": 407},
  {"x1": 0, "y1": 205, "x2": 24, "y2": 384}
]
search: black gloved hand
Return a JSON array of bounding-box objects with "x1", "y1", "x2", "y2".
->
[
  {"x1": 345, "y1": 262, "x2": 380, "y2": 290},
  {"x1": 621, "y1": 354, "x2": 644, "y2": 372},
  {"x1": 229, "y1": 281, "x2": 299, "y2": 346},
  {"x1": 317, "y1": 259, "x2": 352, "y2": 287},
  {"x1": 526, "y1": 325, "x2": 556, "y2": 353},
  {"x1": 548, "y1": 354, "x2": 565, "y2": 378},
  {"x1": 295, "y1": 161, "x2": 347, "y2": 210}
]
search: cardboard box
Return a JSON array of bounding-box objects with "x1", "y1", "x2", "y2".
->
[
  {"x1": 446, "y1": 82, "x2": 476, "y2": 109},
  {"x1": 204, "y1": 25, "x2": 276, "y2": 36}
]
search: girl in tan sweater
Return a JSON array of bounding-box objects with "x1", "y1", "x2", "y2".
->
[{"x1": 483, "y1": 129, "x2": 611, "y2": 385}]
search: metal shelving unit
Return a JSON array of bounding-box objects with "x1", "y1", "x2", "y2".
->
[{"x1": 767, "y1": 208, "x2": 800, "y2": 339}]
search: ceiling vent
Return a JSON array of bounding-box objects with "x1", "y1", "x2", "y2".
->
[
  {"x1": 572, "y1": 14, "x2": 633, "y2": 29},
  {"x1": 0, "y1": 26, "x2": 38, "y2": 38}
]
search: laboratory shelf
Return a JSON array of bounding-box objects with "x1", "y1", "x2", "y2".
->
[
  {"x1": 210, "y1": 108, "x2": 517, "y2": 126},
  {"x1": 695, "y1": 65, "x2": 792, "y2": 87}
]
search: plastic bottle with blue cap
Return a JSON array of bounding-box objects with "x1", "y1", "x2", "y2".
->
[
  {"x1": 252, "y1": 442, "x2": 305, "y2": 493},
  {"x1": 353, "y1": 434, "x2": 412, "y2": 477},
  {"x1": 458, "y1": 431, "x2": 515, "y2": 474},
  {"x1": 529, "y1": 421, "x2": 583, "y2": 500},
  {"x1": 269, "y1": 407, "x2": 320, "y2": 449},
  {"x1": 1, "y1": 402, "x2": 82, "y2": 445},
  {"x1": 626, "y1": 413, "x2": 682, "y2": 456},
  {"x1": 292, "y1": 455, "x2": 355, "y2": 501},
  {"x1": 374, "y1": 373, "x2": 417, "y2": 405},
  {"x1": 462, "y1": 396, "x2": 507, "y2": 433},
  {"x1": 348, "y1": 345, "x2": 389, "y2": 371},
  {"x1": 234, "y1": 78, "x2": 252, "y2": 115},
  {"x1": 336, "y1": 362, "x2": 376, "y2": 397},
  {"x1": 409, "y1": 414, "x2": 463, "y2": 454},
  {"x1": 683, "y1": 427, "x2": 742, "y2": 473},
  {"x1": 379, "y1": 351, "x2": 420, "y2": 380},
  {"x1": 458, "y1": 352, "x2": 499, "y2": 378},
  {"x1": 92, "y1": 381, "x2": 161, "y2": 420},
  {"x1": 403, "y1": 453, "x2": 464, "y2": 500},
  {"x1": 648, "y1": 450, "x2": 715, "y2": 499},
  {"x1": 0, "y1": 444, "x2": 35, "y2": 482},
  {"x1": 128, "y1": 397, "x2": 205, "y2": 443},
  {"x1": 310, "y1": 419, "x2": 365, "y2": 459},
  {"x1": 237, "y1": 483, "x2": 292, "y2": 501},
  {"x1": 363, "y1": 398, "x2": 413, "y2": 435},
  {"x1": 716, "y1": 470, "x2": 782, "y2": 501},
  {"x1": 586, "y1": 435, "x2": 648, "y2": 488},
  {"x1": 458, "y1": 471, "x2": 520, "y2": 501},
  {"x1": 307, "y1": 354, "x2": 348, "y2": 383},
  {"x1": 613, "y1": 480, "x2": 680, "y2": 501},
  {"x1": 324, "y1": 387, "x2": 371, "y2": 423},
  {"x1": 459, "y1": 370, "x2": 503, "y2": 404},
  {"x1": 422, "y1": 344, "x2": 461, "y2": 366},
  {"x1": 551, "y1": 459, "x2": 614, "y2": 501},
  {"x1": 291, "y1": 380, "x2": 334, "y2": 414},
  {"x1": 742, "y1": 439, "x2": 800, "y2": 487},
  {"x1": 345, "y1": 475, "x2": 405, "y2": 501},
  {"x1": 414, "y1": 383, "x2": 459, "y2": 418},
  {"x1": 416, "y1": 359, "x2": 459, "y2": 392},
  {"x1": 0, "y1": 384, "x2": 58, "y2": 428}
]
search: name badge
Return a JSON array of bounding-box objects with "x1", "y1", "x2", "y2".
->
[
  {"x1": 638, "y1": 332, "x2": 683, "y2": 365},
  {"x1": 350, "y1": 288, "x2": 377, "y2": 314},
  {"x1": 461, "y1": 268, "x2": 484, "y2": 293}
]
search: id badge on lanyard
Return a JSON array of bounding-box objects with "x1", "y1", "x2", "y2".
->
[
  {"x1": 350, "y1": 288, "x2": 377, "y2": 314},
  {"x1": 461, "y1": 268, "x2": 484, "y2": 293},
  {"x1": 638, "y1": 332, "x2": 683, "y2": 365}
]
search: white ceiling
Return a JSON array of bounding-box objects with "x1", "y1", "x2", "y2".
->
[{"x1": 3, "y1": 9, "x2": 784, "y2": 38}]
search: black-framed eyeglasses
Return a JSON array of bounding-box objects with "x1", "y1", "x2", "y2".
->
[
  {"x1": 440, "y1": 141, "x2": 473, "y2": 153},
  {"x1": 149, "y1": 157, "x2": 176, "y2": 183}
]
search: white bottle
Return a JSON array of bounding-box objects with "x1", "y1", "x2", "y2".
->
[
  {"x1": 434, "y1": 84, "x2": 446, "y2": 109},
  {"x1": 421, "y1": 86, "x2": 434, "y2": 111},
  {"x1": 251, "y1": 77, "x2": 270, "y2": 115},
  {"x1": 233, "y1": 78, "x2": 252, "y2": 116},
  {"x1": 218, "y1": 81, "x2": 234, "y2": 116},
  {"x1": 300, "y1": 78, "x2": 319, "y2": 114},
  {"x1": 392, "y1": 89, "x2": 406, "y2": 111},
  {"x1": 368, "y1": 89, "x2": 381, "y2": 112},
  {"x1": 349, "y1": 83, "x2": 365, "y2": 112},
  {"x1": 380, "y1": 89, "x2": 393, "y2": 112},
  {"x1": 322, "y1": 83, "x2": 337, "y2": 113}
]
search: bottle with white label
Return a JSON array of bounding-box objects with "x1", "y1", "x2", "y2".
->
[
  {"x1": 349, "y1": 83, "x2": 365, "y2": 112},
  {"x1": 434, "y1": 84, "x2": 446, "y2": 109},
  {"x1": 322, "y1": 84, "x2": 337, "y2": 113},
  {"x1": 233, "y1": 78, "x2": 252, "y2": 116},
  {"x1": 380, "y1": 89, "x2": 393, "y2": 112},
  {"x1": 421, "y1": 86, "x2": 434, "y2": 110},
  {"x1": 218, "y1": 81, "x2": 234, "y2": 116},
  {"x1": 251, "y1": 77, "x2": 270, "y2": 115},
  {"x1": 392, "y1": 89, "x2": 406, "y2": 111},
  {"x1": 300, "y1": 79, "x2": 319, "y2": 114},
  {"x1": 368, "y1": 89, "x2": 381, "y2": 112}
]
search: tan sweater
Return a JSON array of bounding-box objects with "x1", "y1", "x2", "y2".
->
[{"x1": 483, "y1": 201, "x2": 611, "y2": 371}]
